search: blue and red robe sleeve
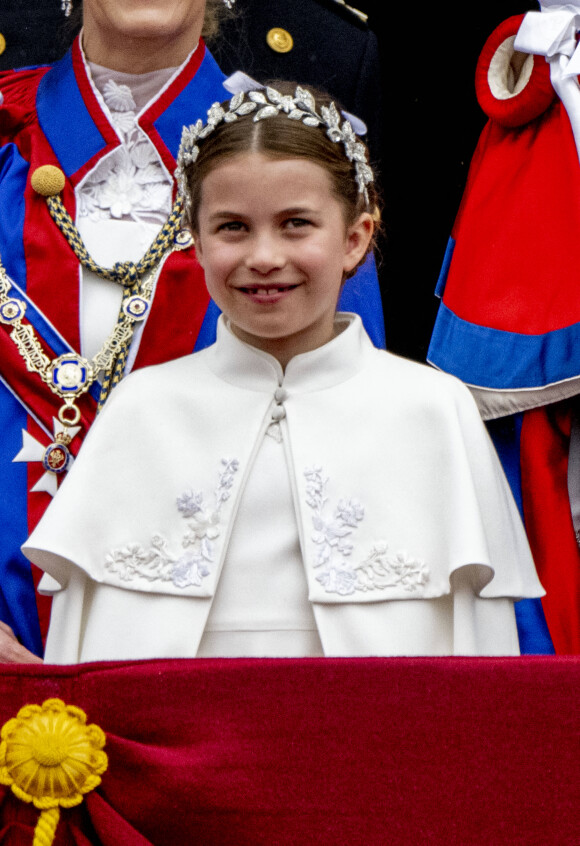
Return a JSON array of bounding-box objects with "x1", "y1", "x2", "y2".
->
[{"x1": 428, "y1": 15, "x2": 580, "y2": 654}]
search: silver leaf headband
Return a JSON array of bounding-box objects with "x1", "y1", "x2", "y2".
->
[{"x1": 175, "y1": 85, "x2": 374, "y2": 210}]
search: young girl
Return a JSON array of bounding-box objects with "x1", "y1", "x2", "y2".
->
[{"x1": 24, "y1": 84, "x2": 543, "y2": 662}]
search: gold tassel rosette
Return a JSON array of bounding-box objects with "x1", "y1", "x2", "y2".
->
[{"x1": 0, "y1": 698, "x2": 108, "y2": 846}]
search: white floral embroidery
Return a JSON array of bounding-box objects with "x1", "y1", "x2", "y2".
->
[
  {"x1": 304, "y1": 465, "x2": 430, "y2": 596},
  {"x1": 356, "y1": 544, "x2": 430, "y2": 593},
  {"x1": 105, "y1": 459, "x2": 239, "y2": 588},
  {"x1": 78, "y1": 79, "x2": 172, "y2": 225},
  {"x1": 105, "y1": 534, "x2": 174, "y2": 583}
]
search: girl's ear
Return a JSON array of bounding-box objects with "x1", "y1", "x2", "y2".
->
[
  {"x1": 343, "y1": 213, "x2": 374, "y2": 274},
  {"x1": 192, "y1": 230, "x2": 203, "y2": 267}
]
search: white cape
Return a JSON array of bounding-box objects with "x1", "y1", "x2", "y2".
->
[{"x1": 24, "y1": 315, "x2": 543, "y2": 661}]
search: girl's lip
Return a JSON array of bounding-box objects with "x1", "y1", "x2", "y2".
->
[
  {"x1": 237, "y1": 284, "x2": 299, "y2": 294},
  {"x1": 235, "y1": 283, "x2": 300, "y2": 302}
]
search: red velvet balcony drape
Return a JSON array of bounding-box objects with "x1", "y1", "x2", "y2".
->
[{"x1": 0, "y1": 657, "x2": 578, "y2": 845}]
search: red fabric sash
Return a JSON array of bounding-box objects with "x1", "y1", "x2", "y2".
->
[{"x1": 0, "y1": 658, "x2": 577, "y2": 845}]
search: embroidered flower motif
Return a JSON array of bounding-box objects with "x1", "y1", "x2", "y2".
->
[
  {"x1": 335, "y1": 498, "x2": 364, "y2": 528},
  {"x1": 99, "y1": 169, "x2": 145, "y2": 218},
  {"x1": 105, "y1": 535, "x2": 174, "y2": 583},
  {"x1": 311, "y1": 514, "x2": 355, "y2": 558},
  {"x1": 183, "y1": 514, "x2": 220, "y2": 545},
  {"x1": 103, "y1": 79, "x2": 135, "y2": 111},
  {"x1": 316, "y1": 562, "x2": 358, "y2": 596},
  {"x1": 304, "y1": 465, "x2": 430, "y2": 596},
  {"x1": 105, "y1": 459, "x2": 239, "y2": 589},
  {"x1": 357, "y1": 544, "x2": 430, "y2": 593},
  {"x1": 0, "y1": 698, "x2": 107, "y2": 846},
  {"x1": 177, "y1": 489, "x2": 204, "y2": 517},
  {"x1": 110, "y1": 109, "x2": 138, "y2": 136},
  {"x1": 131, "y1": 140, "x2": 158, "y2": 169},
  {"x1": 216, "y1": 458, "x2": 239, "y2": 501},
  {"x1": 304, "y1": 465, "x2": 326, "y2": 508},
  {"x1": 172, "y1": 553, "x2": 211, "y2": 589}
]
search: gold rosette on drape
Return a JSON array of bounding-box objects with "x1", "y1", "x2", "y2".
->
[{"x1": 0, "y1": 698, "x2": 107, "y2": 846}]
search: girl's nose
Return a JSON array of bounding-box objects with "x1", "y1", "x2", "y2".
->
[{"x1": 245, "y1": 232, "x2": 285, "y2": 273}]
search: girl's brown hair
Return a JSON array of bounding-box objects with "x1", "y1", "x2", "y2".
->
[{"x1": 184, "y1": 83, "x2": 381, "y2": 271}]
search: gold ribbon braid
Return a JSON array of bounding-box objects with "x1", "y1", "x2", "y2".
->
[
  {"x1": 96, "y1": 280, "x2": 142, "y2": 411},
  {"x1": 45, "y1": 193, "x2": 184, "y2": 286},
  {"x1": 44, "y1": 193, "x2": 185, "y2": 409}
]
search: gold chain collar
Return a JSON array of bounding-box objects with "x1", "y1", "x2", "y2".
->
[{"x1": 0, "y1": 166, "x2": 192, "y2": 476}]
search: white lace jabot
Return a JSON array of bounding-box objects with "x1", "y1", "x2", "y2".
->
[
  {"x1": 76, "y1": 56, "x2": 184, "y2": 359},
  {"x1": 78, "y1": 61, "x2": 180, "y2": 225}
]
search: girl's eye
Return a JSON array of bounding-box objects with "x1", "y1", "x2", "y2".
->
[
  {"x1": 285, "y1": 218, "x2": 311, "y2": 229},
  {"x1": 218, "y1": 221, "x2": 245, "y2": 232}
]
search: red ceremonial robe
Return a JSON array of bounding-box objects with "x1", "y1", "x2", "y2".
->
[
  {"x1": 428, "y1": 15, "x2": 580, "y2": 654},
  {"x1": 0, "y1": 38, "x2": 225, "y2": 654}
]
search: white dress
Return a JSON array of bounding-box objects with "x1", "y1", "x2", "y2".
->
[{"x1": 24, "y1": 315, "x2": 544, "y2": 662}]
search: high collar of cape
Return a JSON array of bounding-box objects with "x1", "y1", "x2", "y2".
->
[
  {"x1": 35, "y1": 35, "x2": 227, "y2": 188},
  {"x1": 210, "y1": 313, "x2": 372, "y2": 393}
]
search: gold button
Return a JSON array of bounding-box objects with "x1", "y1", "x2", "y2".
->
[
  {"x1": 0, "y1": 34, "x2": 6, "y2": 56},
  {"x1": 31, "y1": 165, "x2": 66, "y2": 197},
  {"x1": 266, "y1": 28, "x2": 293, "y2": 54}
]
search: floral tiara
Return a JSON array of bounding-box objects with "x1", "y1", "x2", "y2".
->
[{"x1": 175, "y1": 85, "x2": 374, "y2": 210}]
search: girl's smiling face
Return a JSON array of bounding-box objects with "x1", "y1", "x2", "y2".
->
[{"x1": 194, "y1": 152, "x2": 373, "y2": 368}]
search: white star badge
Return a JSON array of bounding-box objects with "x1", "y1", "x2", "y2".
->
[{"x1": 12, "y1": 418, "x2": 81, "y2": 496}]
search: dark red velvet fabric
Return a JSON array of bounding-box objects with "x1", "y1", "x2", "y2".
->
[{"x1": 0, "y1": 658, "x2": 578, "y2": 845}]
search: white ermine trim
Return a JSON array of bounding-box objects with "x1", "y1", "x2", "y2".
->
[{"x1": 488, "y1": 36, "x2": 535, "y2": 100}]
